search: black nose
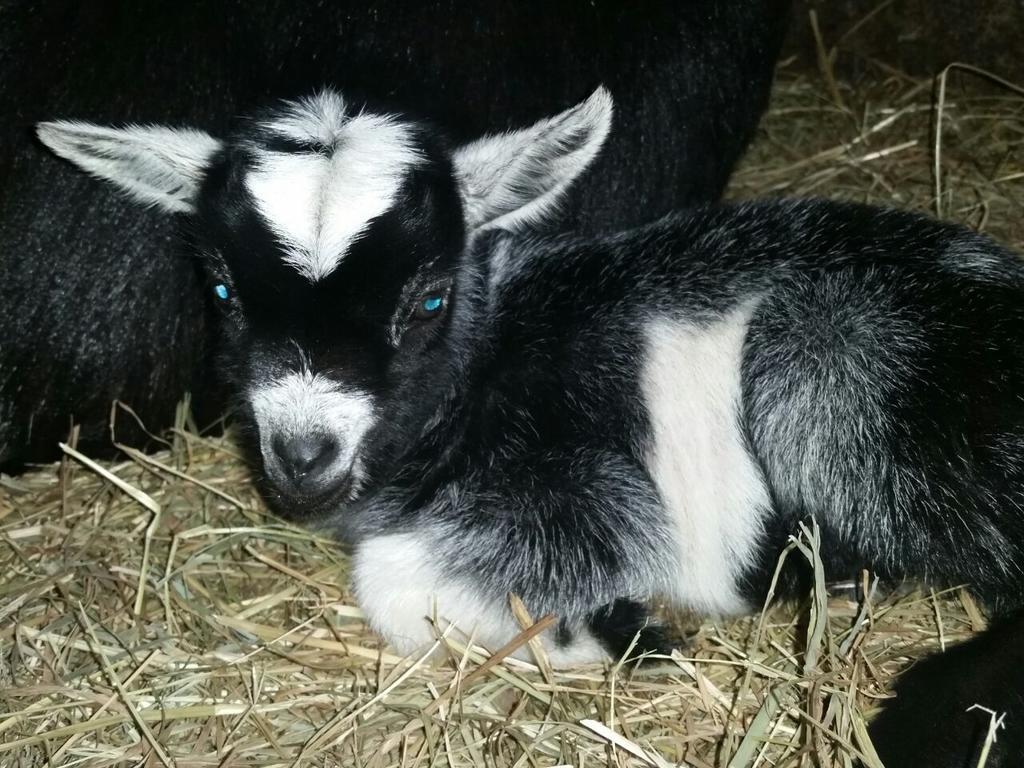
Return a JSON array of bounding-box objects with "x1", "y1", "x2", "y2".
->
[{"x1": 271, "y1": 434, "x2": 339, "y2": 488}]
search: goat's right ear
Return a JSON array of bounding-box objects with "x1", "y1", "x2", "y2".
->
[{"x1": 36, "y1": 122, "x2": 223, "y2": 214}]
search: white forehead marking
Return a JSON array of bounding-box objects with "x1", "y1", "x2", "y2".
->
[{"x1": 245, "y1": 92, "x2": 423, "y2": 282}]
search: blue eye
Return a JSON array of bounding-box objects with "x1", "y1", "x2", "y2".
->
[
  {"x1": 412, "y1": 290, "x2": 449, "y2": 321},
  {"x1": 214, "y1": 284, "x2": 230, "y2": 300}
]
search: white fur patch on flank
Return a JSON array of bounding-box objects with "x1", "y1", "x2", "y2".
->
[
  {"x1": 354, "y1": 532, "x2": 609, "y2": 666},
  {"x1": 246, "y1": 93, "x2": 423, "y2": 282},
  {"x1": 641, "y1": 304, "x2": 770, "y2": 615},
  {"x1": 249, "y1": 370, "x2": 376, "y2": 483}
]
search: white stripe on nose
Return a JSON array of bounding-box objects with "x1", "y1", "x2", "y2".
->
[{"x1": 250, "y1": 370, "x2": 376, "y2": 489}]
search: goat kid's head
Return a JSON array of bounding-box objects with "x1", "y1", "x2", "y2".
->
[{"x1": 38, "y1": 88, "x2": 612, "y2": 522}]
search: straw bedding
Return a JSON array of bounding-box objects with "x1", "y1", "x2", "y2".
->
[{"x1": 2, "y1": 10, "x2": 1023, "y2": 768}]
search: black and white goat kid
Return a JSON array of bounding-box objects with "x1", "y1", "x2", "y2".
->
[{"x1": 39, "y1": 91, "x2": 1024, "y2": 766}]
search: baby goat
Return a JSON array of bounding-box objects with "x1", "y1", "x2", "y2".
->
[{"x1": 39, "y1": 90, "x2": 1024, "y2": 767}]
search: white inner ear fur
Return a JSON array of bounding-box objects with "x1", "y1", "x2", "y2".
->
[
  {"x1": 453, "y1": 85, "x2": 614, "y2": 234},
  {"x1": 36, "y1": 121, "x2": 222, "y2": 213}
]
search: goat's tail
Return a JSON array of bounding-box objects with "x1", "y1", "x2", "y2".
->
[{"x1": 868, "y1": 612, "x2": 1024, "y2": 767}]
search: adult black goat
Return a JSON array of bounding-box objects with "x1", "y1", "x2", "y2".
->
[{"x1": 0, "y1": 0, "x2": 789, "y2": 470}]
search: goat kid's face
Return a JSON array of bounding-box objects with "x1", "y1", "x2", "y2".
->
[{"x1": 38, "y1": 88, "x2": 612, "y2": 521}]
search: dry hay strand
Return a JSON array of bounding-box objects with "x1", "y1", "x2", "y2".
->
[
  {"x1": 3, "y1": 50, "x2": 1023, "y2": 768},
  {"x1": 731, "y1": 56, "x2": 1024, "y2": 251},
  {"x1": 0, "y1": 436, "x2": 972, "y2": 767}
]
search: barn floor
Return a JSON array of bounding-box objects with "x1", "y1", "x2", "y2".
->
[{"x1": 3, "y1": 10, "x2": 1024, "y2": 768}]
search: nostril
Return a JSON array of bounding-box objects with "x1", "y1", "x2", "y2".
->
[{"x1": 271, "y1": 434, "x2": 339, "y2": 483}]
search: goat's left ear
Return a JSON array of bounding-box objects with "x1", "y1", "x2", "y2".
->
[
  {"x1": 453, "y1": 86, "x2": 613, "y2": 234},
  {"x1": 36, "y1": 121, "x2": 223, "y2": 214}
]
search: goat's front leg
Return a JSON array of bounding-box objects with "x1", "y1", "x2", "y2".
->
[
  {"x1": 585, "y1": 599, "x2": 676, "y2": 661},
  {"x1": 353, "y1": 529, "x2": 613, "y2": 665},
  {"x1": 353, "y1": 452, "x2": 674, "y2": 665}
]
